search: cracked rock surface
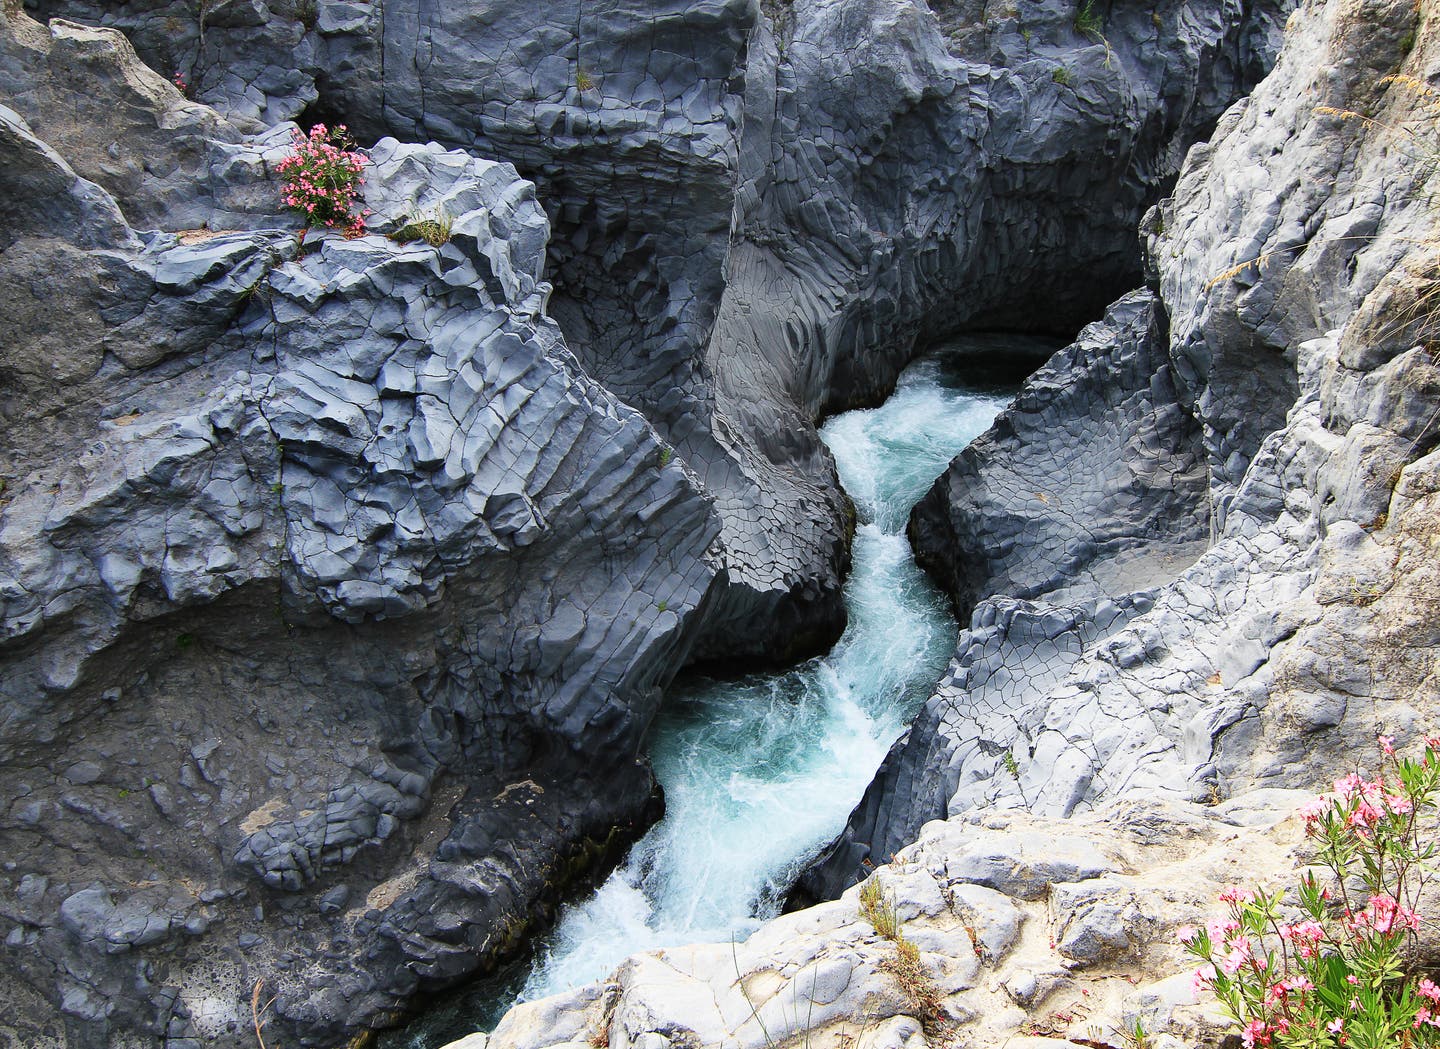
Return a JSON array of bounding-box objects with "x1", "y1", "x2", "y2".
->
[
  {"x1": 804, "y1": 0, "x2": 1440, "y2": 907},
  {"x1": 1, "y1": 7, "x2": 718, "y2": 1045},
  {"x1": 0, "y1": 0, "x2": 1350, "y2": 1044},
  {"x1": 25, "y1": 0, "x2": 1295, "y2": 662},
  {"x1": 460, "y1": 0, "x2": 1440, "y2": 1046},
  {"x1": 470, "y1": 792, "x2": 1316, "y2": 1049}
]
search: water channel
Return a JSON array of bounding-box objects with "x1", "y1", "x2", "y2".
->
[{"x1": 382, "y1": 344, "x2": 1025, "y2": 1047}]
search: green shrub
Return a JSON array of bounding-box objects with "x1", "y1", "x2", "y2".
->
[
  {"x1": 1074, "y1": 0, "x2": 1103, "y2": 38},
  {"x1": 859, "y1": 878, "x2": 901, "y2": 940},
  {"x1": 1184, "y1": 735, "x2": 1440, "y2": 1047},
  {"x1": 390, "y1": 209, "x2": 454, "y2": 247},
  {"x1": 277, "y1": 124, "x2": 370, "y2": 242}
]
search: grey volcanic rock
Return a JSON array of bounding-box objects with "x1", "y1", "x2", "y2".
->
[
  {"x1": 910, "y1": 289, "x2": 1209, "y2": 618},
  {"x1": 0, "y1": 29, "x2": 720, "y2": 1047},
  {"x1": 805, "y1": 0, "x2": 1440, "y2": 903},
  {"x1": 799, "y1": 290, "x2": 1211, "y2": 899},
  {"x1": 0, "y1": 4, "x2": 325, "y2": 234},
  {"x1": 472, "y1": 793, "x2": 1316, "y2": 1049},
  {"x1": 0, "y1": 8, "x2": 248, "y2": 229},
  {"x1": 25, "y1": 0, "x2": 1297, "y2": 663},
  {"x1": 0, "y1": 0, "x2": 1318, "y2": 1044}
]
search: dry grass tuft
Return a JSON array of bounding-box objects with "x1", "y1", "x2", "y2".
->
[
  {"x1": 252, "y1": 979, "x2": 276, "y2": 1049},
  {"x1": 879, "y1": 938, "x2": 957, "y2": 1041},
  {"x1": 858, "y1": 878, "x2": 901, "y2": 941},
  {"x1": 856, "y1": 879, "x2": 955, "y2": 1040}
]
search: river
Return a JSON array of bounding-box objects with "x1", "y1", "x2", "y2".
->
[{"x1": 379, "y1": 345, "x2": 1021, "y2": 1047}]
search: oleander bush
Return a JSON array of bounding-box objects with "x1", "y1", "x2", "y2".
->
[
  {"x1": 277, "y1": 123, "x2": 370, "y2": 243},
  {"x1": 1184, "y1": 736, "x2": 1440, "y2": 1048}
]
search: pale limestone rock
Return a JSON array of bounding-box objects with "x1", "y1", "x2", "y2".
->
[{"x1": 471, "y1": 793, "x2": 1308, "y2": 1049}]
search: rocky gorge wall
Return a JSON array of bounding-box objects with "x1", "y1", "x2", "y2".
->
[
  {"x1": 0, "y1": 0, "x2": 1337, "y2": 1046},
  {"x1": 470, "y1": 0, "x2": 1440, "y2": 1045},
  {"x1": 24, "y1": 0, "x2": 1296, "y2": 663},
  {"x1": 803, "y1": 0, "x2": 1440, "y2": 900},
  {"x1": 0, "y1": 10, "x2": 723, "y2": 1045}
]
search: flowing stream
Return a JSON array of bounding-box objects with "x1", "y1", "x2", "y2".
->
[{"x1": 381, "y1": 348, "x2": 1019, "y2": 1048}]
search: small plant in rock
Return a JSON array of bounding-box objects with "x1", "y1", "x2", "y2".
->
[
  {"x1": 859, "y1": 877, "x2": 901, "y2": 940},
  {"x1": 1052, "y1": 65, "x2": 1073, "y2": 86},
  {"x1": 1119, "y1": 1016, "x2": 1152, "y2": 1049},
  {"x1": 1184, "y1": 735, "x2": 1440, "y2": 1048},
  {"x1": 1213, "y1": 76, "x2": 1440, "y2": 294},
  {"x1": 276, "y1": 123, "x2": 370, "y2": 245},
  {"x1": 1072, "y1": 0, "x2": 1114, "y2": 68},
  {"x1": 1317, "y1": 76, "x2": 1440, "y2": 182},
  {"x1": 1074, "y1": 0, "x2": 1104, "y2": 38},
  {"x1": 1002, "y1": 750, "x2": 1034, "y2": 811},
  {"x1": 293, "y1": 0, "x2": 318, "y2": 29},
  {"x1": 390, "y1": 209, "x2": 454, "y2": 247},
  {"x1": 251, "y1": 978, "x2": 277, "y2": 1049},
  {"x1": 857, "y1": 878, "x2": 956, "y2": 1040},
  {"x1": 172, "y1": 69, "x2": 191, "y2": 98}
]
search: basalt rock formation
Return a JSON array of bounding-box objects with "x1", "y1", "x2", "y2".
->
[
  {"x1": 804, "y1": 0, "x2": 1440, "y2": 918},
  {"x1": 0, "y1": 0, "x2": 1315, "y2": 1045},
  {"x1": 482, "y1": 789, "x2": 1318, "y2": 1049},
  {"x1": 1, "y1": 9, "x2": 719, "y2": 1044},
  {"x1": 460, "y1": 0, "x2": 1440, "y2": 1045},
  {"x1": 25, "y1": 0, "x2": 1296, "y2": 664}
]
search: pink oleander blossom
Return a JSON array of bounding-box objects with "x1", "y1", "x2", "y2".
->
[
  {"x1": 1347, "y1": 894, "x2": 1420, "y2": 935},
  {"x1": 1192, "y1": 963, "x2": 1216, "y2": 998},
  {"x1": 277, "y1": 123, "x2": 369, "y2": 240},
  {"x1": 1184, "y1": 735, "x2": 1440, "y2": 1049},
  {"x1": 1241, "y1": 1017, "x2": 1270, "y2": 1049},
  {"x1": 1279, "y1": 920, "x2": 1325, "y2": 958}
]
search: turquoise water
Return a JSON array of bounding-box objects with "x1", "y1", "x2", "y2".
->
[{"x1": 379, "y1": 351, "x2": 1016, "y2": 1046}]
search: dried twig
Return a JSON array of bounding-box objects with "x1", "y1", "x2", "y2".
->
[{"x1": 252, "y1": 979, "x2": 277, "y2": 1049}]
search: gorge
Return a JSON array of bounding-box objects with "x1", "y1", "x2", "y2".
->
[
  {"x1": 2, "y1": 0, "x2": 1439, "y2": 1046},
  {"x1": 383, "y1": 344, "x2": 1027, "y2": 1048}
]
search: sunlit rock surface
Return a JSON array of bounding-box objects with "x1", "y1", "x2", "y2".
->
[
  {"x1": 805, "y1": 0, "x2": 1440, "y2": 911},
  {"x1": 15, "y1": 0, "x2": 1419, "y2": 1043}
]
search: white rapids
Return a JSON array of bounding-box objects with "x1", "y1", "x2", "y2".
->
[{"x1": 379, "y1": 350, "x2": 1015, "y2": 1047}]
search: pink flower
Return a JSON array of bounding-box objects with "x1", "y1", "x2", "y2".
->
[
  {"x1": 1327, "y1": 1018, "x2": 1343, "y2": 1034},
  {"x1": 1279, "y1": 920, "x2": 1325, "y2": 958},
  {"x1": 1379, "y1": 734, "x2": 1396, "y2": 756},
  {"x1": 1191, "y1": 964, "x2": 1216, "y2": 997},
  {"x1": 1221, "y1": 936, "x2": 1260, "y2": 976},
  {"x1": 1348, "y1": 893, "x2": 1419, "y2": 934},
  {"x1": 1207, "y1": 918, "x2": 1241, "y2": 943},
  {"x1": 277, "y1": 124, "x2": 368, "y2": 236},
  {"x1": 1386, "y1": 791, "x2": 1414, "y2": 814},
  {"x1": 1241, "y1": 1018, "x2": 1270, "y2": 1049}
]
